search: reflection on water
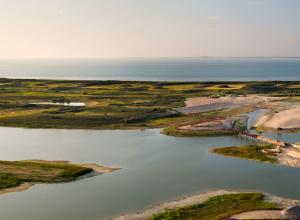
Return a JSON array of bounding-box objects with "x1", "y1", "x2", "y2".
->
[{"x1": 0, "y1": 127, "x2": 300, "y2": 220}]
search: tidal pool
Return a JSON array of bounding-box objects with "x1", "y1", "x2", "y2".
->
[{"x1": 0, "y1": 127, "x2": 300, "y2": 220}]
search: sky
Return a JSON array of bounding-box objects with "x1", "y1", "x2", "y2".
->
[{"x1": 0, "y1": 0, "x2": 299, "y2": 59}]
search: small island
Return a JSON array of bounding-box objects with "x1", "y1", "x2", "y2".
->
[
  {"x1": 150, "y1": 193, "x2": 278, "y2": 220},
  {"x1": 116, "y1": 190, "x2": 300, "y2": 220},
  {"x1": 212, "y1": 145, "x2": 278, "y2": 164},
  {"x1": 0, "y1": 160, "x2": 117, "y2": 194}
]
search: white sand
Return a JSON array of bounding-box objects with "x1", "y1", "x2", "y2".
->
[
  {"x1": 179, "y1": 96, "x2": 284, "y2": 114},
  {"x1": 81, "y1": 163, "x2": 120, "y2": 174},
  {"x1": 264, "y1": 107, "x2": 300, "y2": 130}
]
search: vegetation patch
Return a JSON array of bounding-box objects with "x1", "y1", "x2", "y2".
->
[
  {"x1": 150, "y1": 193, "x2": 278, "y2": 220},
  {"x1": 0, "y1": 174, "x2": 23, "y2": 190},
  {"x1": 212, "y1": 145, "x2": 278, "y2": 163},
  {"x1": 0, "y1": 160, "x2": 94, "y2": 191},
  {"x1": 0, "y1": 79, "x2": 298, "y2": 129},
  {"x1": 162, "y1": 126, "x2": 233, "y2": 137}
]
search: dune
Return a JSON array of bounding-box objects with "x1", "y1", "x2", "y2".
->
[{"x1": 264, "y1": 107, "x2": 300, "y2": 130}]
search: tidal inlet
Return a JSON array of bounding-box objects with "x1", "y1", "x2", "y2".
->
[{"x1": 1, "y1": 1, "x2": 300, "y2": 220}]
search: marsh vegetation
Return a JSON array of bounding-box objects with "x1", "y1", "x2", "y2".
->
[
  {"x1": 150, "y1": 193, "x2": 278, "y2": 220},
  {"x1": 0, "y1": 79, "x2": 299, "y2": 129},
  {"x1": 0, "y1": 160, "x2": 96, "y2": 191},
  {"x1": 212, "y1": 145, "x2": 278, "y2": 164}
]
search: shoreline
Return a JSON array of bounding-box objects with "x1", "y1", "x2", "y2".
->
[
  {"x1": 0, "y1": 182, "x2": 34, "y2": 195},
  {"x1": 113, "y1": 189, "x2": 300, "y2": 220},
  {"x1": 0, "y1": 161, "x2": 119, "y2": 196}
]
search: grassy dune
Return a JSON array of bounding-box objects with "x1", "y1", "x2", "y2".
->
[{"x1": 150, "y1": 193, "x2": 278, "y2": 220}]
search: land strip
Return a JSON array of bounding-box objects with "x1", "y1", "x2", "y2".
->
[
  {"x1": 115, "y1": 190, "x2": 300, "y2": 220},
  {"x1": 0, "y1": 79, "x2": 299, "y2": 129},
  {"x1": 0, "y1": 160, "x2": 117, "y2": 194}
]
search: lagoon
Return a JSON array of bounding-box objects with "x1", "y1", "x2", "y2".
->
[{"x1": 1, "y1": 128, "x2": 300, "y2": 219}]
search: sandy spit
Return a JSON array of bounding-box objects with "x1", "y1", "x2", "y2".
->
[
  {"x1": 113, "y1": 190, "x2": 300, "y2": 220},
  {"x1": 0, "y1": 182, "x2": 34, "y2": 195},
  {"x1": 0, "y1": 161, "x2": 119, "y2": 196},
  {"x1": 113, "y1": 190, "x2": 240, "y2": 220}
]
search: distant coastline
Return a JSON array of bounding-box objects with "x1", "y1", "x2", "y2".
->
[{"x1": 0, "y1": 58, "x2": 300, "y2": 81}]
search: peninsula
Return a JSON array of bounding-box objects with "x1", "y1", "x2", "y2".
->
[{"x1": 0, "y1": 160, "x2": 117, "y2": 194}]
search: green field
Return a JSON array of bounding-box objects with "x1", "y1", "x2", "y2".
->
[
  {"x1": 150, "y1": 193, "x2": 278, "y2": 220},
  {"x1": 0, "y1": 79, "x2": 299, "y2": 129}
]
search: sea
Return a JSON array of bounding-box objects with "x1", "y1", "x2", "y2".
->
[{"x1": 0, "y1": 58, "x2": 299, "y2": 81}]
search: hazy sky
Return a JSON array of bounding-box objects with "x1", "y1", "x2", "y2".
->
[{"x1": 0, "y1": 0, "x2": 299, "y2": 59}]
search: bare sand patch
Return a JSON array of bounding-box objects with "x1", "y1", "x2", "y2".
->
[
  {"x1": 81, "y1": 163, "x2": 120, "y2": 174},
  {"x1": 179, "y1": 119, "x2": 233, "y2": 131},
  {"x1": 0, "y1": 182, "x2": 33, "y2": 195},
  {"x1": 231, "y1": 210, "x2": 286, "y2": 219},
  {"x1": 264, "y1": 107, "x2": 300, "y2": 130},
  {"x1": 178, "y1": 96, "x2": 285, "y2": 114}
]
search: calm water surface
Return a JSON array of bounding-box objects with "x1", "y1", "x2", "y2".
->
[
  {"x1": 0, "y1": 127, "x2": 300, "y2": 220},
  {"x1": 1, "y1": 58, "x2": 300, "y2": 81}
]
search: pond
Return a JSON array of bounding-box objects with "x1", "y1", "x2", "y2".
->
[{"x1": 0, "y1": 127, "x2": 300, "y2": 220}]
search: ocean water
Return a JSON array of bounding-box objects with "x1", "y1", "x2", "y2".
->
[{"x1": 0, "y1": 58, "x2": 300, "y2": 81}]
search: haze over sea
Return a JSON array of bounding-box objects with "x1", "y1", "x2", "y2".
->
[{"x1": 1, "y1": 58, "x2": 300, "y2": 81}]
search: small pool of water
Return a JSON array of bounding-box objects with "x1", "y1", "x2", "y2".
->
[
  {"x1": 31, "y1": 102, "x2": 86, "y2": 107},
  {"x1": 0, "y1": 127, "x2": 300, "y2": 220}
]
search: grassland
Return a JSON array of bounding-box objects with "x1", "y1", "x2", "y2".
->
[
  {"x1": 0, "y1": 160, "x2": 96, "y2": 191},
  {"x1": 212, "y1": 145, "x2": 278, "y2": 163},
  {"x1": 162, "y1": 126, "x2": 234, "y2": 137},
  {"x1": 150, "y1": 193, "x2": 278, "y2": 220},
  {"x1": 0, "y1": 79, "x2": 299, "y2": 129}
]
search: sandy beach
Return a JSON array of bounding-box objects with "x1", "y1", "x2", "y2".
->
[
  {"x1": 264, "y1": 107, "x2": 300, "y2": 130},
  {"x1": 0, "y1": 182, "x2": 33, "y2": 195},
  {"x1": 178, "y1": 96, "x2": 285, "y2": 114}
]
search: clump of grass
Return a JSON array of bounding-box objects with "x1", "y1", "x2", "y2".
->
[
  {"x1": 0, "y1": 174, "x2": 23, "y2": 190},
  {"x1": 150, "y1": 193, "x2": 278, "y2": 220},
  {"x1": 212, "y1": 145, "x2": 278, "y2": 163}
]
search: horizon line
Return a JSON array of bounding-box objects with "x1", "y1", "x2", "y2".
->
[{"x1": 0, "y1": 56, "x2": 300, "y2": 61}]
